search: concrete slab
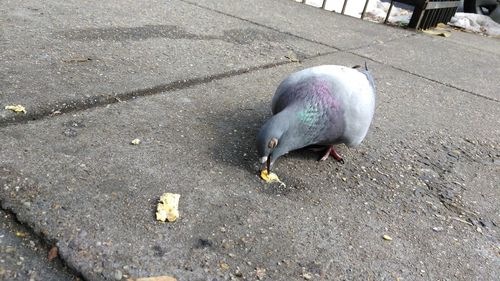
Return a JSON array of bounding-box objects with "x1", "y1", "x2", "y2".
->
[
  {"x1": 353, "y1": 33, "x2": 500, "y2": 101},
  {"x1": 1, "y1": 52, "x2": 499, "y2": 281},
  {"x1": 181, "y1": 0, "x2": 415, "y2": 50},
  {"x1": 444, "y1": 30, "x2": 500, "y2": 56},
  {"x1": 0, "y1": 0, "x2": 333, "y2": 124},
  {"x1": 183, "y1": 0, "x2": 499, "y2": 102},
  {"x1": 0, "y1": 209, "x2": 78, "y2": 280}
]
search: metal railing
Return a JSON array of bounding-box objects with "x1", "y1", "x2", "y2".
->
[
  {"x1": 385, "y1": 0, "x2": 461, "y2": 29},
  {"x1": 298, "y1": 0, "x2": 461, "y2": 29},
  {"x1": 299, "y1": 0, "x2": 372, "y2": 19}
]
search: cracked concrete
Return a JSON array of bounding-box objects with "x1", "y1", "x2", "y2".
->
[
  {"x1": 0, "y1": 0, "x2": 333, "y2": 124},
  {"x1": 0, "y1": 208, "x2": 79, "y2": 280},
  {"x1": 1, "y1": 0, "x2": 499, "y2": 280}
]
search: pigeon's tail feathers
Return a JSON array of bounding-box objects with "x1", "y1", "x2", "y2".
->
[
  {"x1": 351, "y1": 64, "x2": 375, "y2": 91},
  {"x1": 352, "y1": 62, "x2": 368, "y2": 71}
]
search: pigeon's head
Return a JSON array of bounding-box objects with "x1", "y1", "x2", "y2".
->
[{"x1": 257, "y1": 113, "x2": 291, "y2": 172}]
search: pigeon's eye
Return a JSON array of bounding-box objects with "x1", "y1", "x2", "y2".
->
[{"x1": 268, "y1": 137, "x2": 278, "y2": 149}]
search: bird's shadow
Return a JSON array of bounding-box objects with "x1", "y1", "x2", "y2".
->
[
  {"x1": 205, "y1": 102, "x2": 323, "y2": 175},
  {"x1": 204, "y1": 101, "x2": 266, "y2": 174}
]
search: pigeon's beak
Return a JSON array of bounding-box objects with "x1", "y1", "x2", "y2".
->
[
  {"x1": 259, "y1": 156, "x2": 267, "y2": 164},
  {"x1": 259, "y1": 156, "x2": 272, "y2": 172}
]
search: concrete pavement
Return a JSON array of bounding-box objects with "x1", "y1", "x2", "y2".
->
[
  {"x1": 0, "y1": 209, "x2": 78, "y2": 280},
  {"x1": 1, "y1": 0, "x2": 499, "y2": 280},
  {"x1": 1, "y1": 0, "x2": 331, "y2": 124}
]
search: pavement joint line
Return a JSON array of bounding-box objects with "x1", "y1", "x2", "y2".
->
[
  {"x1": 180, "y1": 0, "x2": 416, "y2": 53},
  {"x1": 393, "y1": 67, "x2": 500, "y2": 103},
  {"x1": 350, "y1": 52, "x2": 500, "y2": 103},
  {"x1": 1, "y1": 44, "x2": 497, "y2": 129},
  {"x1": 0, "y1": 203, "x2": 83, "y2": 280},
  {"x1": 0, "y1": 51, "x2": 338, "y2": 128},
  {"x1": 178, "y1": 0, "x2": 498, "y2": 103},
  {"x1": 3, "y1": 2, "x2": 492, "y2": 127},
  {"x1": 341, "y1": 32, "x2": 419, "y2": 53},
  {"x1": 179, "y1": 0, "x2": 341, "y2": 51}
]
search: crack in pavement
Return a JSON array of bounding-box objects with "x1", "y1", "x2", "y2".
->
[
  {"x1": 180, "y1": 0, "x2": 500, "y2": 104},
  {"x1": 0, "y1": 203, "x2": 83, "y2": 280},
  {"x1": 178, "y1": 0, "x2": 342, "y2": 51},
  {"x1": 0, "y1": 50, "x2": 338, "y2": 128},
  {"x1": 349, "y1": 52, "x2": 500, "y2": 103},
  {"x1": 2, "y1": 41, "x2": 497, "y2": 129},
  {"x1": 1, "y1": 1, "x2": 497, "y2": 128}
]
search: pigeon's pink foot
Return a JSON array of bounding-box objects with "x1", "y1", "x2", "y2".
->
[{"x1": 319, "y1": 145, "x2": 345, "y2": 163}]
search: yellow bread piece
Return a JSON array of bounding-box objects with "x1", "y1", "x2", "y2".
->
[
  {"x1": 156, "y1": 193, "x2": 180, "y2": 222},
  {"x1": 5, "y1": 105, "x2": 27, "y2": 114},
  {"x1": 260, "y1": 169, "x2": 286, "y2": 186}
]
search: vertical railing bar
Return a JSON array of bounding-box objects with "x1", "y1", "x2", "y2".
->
[
  {"x1": 420, "y1": 11, "x2": 426, "y2": 29},
  {"x1": 361, "y1": 0, "x2": 370, "y2": 19},
  {"x1": 438, "y1": 8, "x2": 444, "y2": 25},
  {"x1": 442, "y1": 8, "x2": 449, "y2": 24},
  {"x1": 426, "y1": 9, "x2": 433, "y2": 29},
  {"x1": 432, "y1": 8, "x2": 439, "y2": 27},
  {"x1": 429, "y1": 8, "x2": 436, "y2": 28},
  {"x1": 434, "y1": 6, "x2": 438, "y2": 27},
  {"x1": 321, "y1": 0, "x2": 327, "y2": 9},
  {"x1": 422, "y1": 9, "x2": 427, "y2": 29},
  {"x1": 446, "y1": 7, "x2": 455, "y2": 24},
  {"x1": 297, "y1": 0, "x2": 460, "y2": 30},
  {"x1": 442, "y1": 1, "x2": 449, "y2": 24},
  {"x1": 423, "y1": 9, "x2": 431, "y2": 29},
  {"x1": 384, "y1": 0, "x2": 394, "y2": 24},
  {"x1": 341, "y1": 0, "x2": 348, "y2": 14},
  {"x1": 418, "y1": 0, "x2": 429, "y2": 29},
  {"x1": 447, "y1": 7, "x2": 455, "y2": 23}
]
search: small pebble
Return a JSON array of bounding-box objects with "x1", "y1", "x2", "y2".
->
[
  {"x1": 432, "y1": 227, "x2": 444, "y2": 232},
  {"x1": 220, "y1": 262, "x2": 230, "y2": 271},
  {"x1": 234, "y1": 269, "x2": 243, "y2": 277},
  {"x1": 114, "y1": 269, "x2": 122, "y2": 280},
  {"x1": 255, "y1": 267, "x2": 266, "y2": 280},
  {"x1": 303, "y1": 272, "x2": 313, "y2": 280}
]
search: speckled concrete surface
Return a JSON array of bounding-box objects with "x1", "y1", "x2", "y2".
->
[
  {"x1": 1, "y1": 1, "x2": 499, "y2": 280},
  {"x1": 0, "y1": 209, "x2": 79, "y2": 280}
]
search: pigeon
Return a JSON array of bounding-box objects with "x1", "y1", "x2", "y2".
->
[{"x1": 257, "y1": 64, "x2": 376, "y2": 172}]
